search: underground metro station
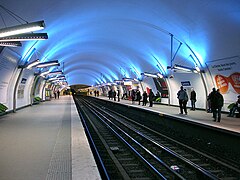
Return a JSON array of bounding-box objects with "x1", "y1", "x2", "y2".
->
[{"x1": 0, "y1": 1, "x2": 240, "y2": 179}]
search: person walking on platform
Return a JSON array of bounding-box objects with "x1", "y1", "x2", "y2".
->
[
  {"x1": 209, "y1": 88, "x2": 224, "y2": 122},
  {"x1": 177, "y1": 86, "x2": 188, "y2": 114},
  {"x1": 190, "y1": 88, "x2": 197, "y2": 110},
  {"x1": 142, "y1": 91, "x2": 148, "y2": 106},
  {"x1": 148, "y1": 89, "x2": 154, "y2": 107}
]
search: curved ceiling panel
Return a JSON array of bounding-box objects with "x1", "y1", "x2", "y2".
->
[{"x1": 1, "y1": 0, "x2": 240, "y2": 85}]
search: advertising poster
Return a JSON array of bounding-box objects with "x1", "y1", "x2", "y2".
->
[
  {"x1": 0, "y1": 48, "x2": 19, "y2": 104},
  {"x1": 142, "y1": 77, "x2": 158, "y2": 95},
  {"x1": 153, "y1": 78, "x2": 169, "y2": 98},
  {"x1": 17, "y1": 78, "x2": 27, "y2": 99},
  {"x1": 206, "y1": 56, "x2": 240, "y2": 103}
]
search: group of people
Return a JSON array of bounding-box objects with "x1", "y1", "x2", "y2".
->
[
  {"x1": 94, "y1": 90, "x2": 100, "y2": 97},
  {"x1": 108, "y1": 88, "x2": 155, "y2": 107},
  {"x1": 207, "y1": 88, "x2": 224, "y2": 122},
  {"x1": 177, "y1": 86, "x2": 240, "y2": 122},
  {"x1": 130, "y1": 89, "x2": 155, "y2": 107},
  {"x1": 177, "y1": 87, "x2": 197, "y2": 115},
  {"x1": 108, "y1": 89, "x2": 121, "y2": 102},
  {"x1": 206, "y1": 88, "x2": 240, "y2": 121},
  {"x1": 107, "y1": 86, "x2": 238, "y2": 122}
]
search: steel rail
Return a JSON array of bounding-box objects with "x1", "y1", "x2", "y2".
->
[
  {"x1": 74, "y1": 98, "x2": 110, "y2": 180},
  {"x1": 81, "y1": 97, "x2": 184, "y2": 179},
  {"x1": 91, "y1": 101, "x2": 219, "y2": 179}
]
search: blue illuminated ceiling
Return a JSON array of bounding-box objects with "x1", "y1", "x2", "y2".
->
[{"x1": 1, "y1": 0, "x2": 240, "y2": 85}]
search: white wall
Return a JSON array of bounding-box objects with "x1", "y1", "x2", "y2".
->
[
  {"x1": 0, "y1": 48, "x2": 21, "y2": 111},
  {"x1": 0, "y1": 47, "x2": 39, "y2": 111},
  {"x1": 167, "y1": 72, "x2": 206, "y2": 109}
]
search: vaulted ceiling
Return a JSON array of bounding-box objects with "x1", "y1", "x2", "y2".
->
[{"x1": 1, "y1": 0, "x2": 240, "y2": 86}]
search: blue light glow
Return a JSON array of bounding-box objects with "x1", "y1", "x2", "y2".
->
[
  {"x1": 23, "y1": 48, "x2": 36, "y2": 64},
  {"x1": 120, "y1": 67, "x2": 130, "y2": 78},
  {"x1": 8, "y1": 0, "x2": 238, "y2": 86},
  {"x1": 150, "y1": 53, "x2": 168, "y2": 74},
  {"x1": 129, "y1": 64, "x2": 142, "y2": 80}
]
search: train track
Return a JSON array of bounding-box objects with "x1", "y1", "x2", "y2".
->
[
  {"x1": 75, "y1": 98, "x2": 164, "y2": 179},
  {"x1": 75, "y1": 96, "x2": 240, "y2": 179}
]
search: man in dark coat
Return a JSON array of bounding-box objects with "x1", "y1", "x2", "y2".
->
[
  {"x1": 177, "y1": 86, "x2": 188, "y2": 114},
  {"x1": 108, "y1": 90, "x2": 112, "y2": 100},
  {"x1": 148, "y1": 89, "x2": 155, "y2": 107},
  {"x1": 190, "y1": 88, "x2": 197, "y2": 110},
  {"x1": 113, "y1": 90, "x2": 116, "y2": 101},
  {"x1": 142, "y1": 91, "x2": 148, "y2": 106},
  {"x1": 131, "y1": 89, "x2": 136, "y2": 104},
  {"x1": 117, "y1": 89, "x2": 120, "y2": 102},
  {"x1": 136, "y1": 90, "x2": 141, "y2": 105},
  {"x1": 209, "y1": 88, "x2": 224, "y2": 122}
]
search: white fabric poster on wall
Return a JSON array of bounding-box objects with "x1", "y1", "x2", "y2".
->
[
  {"x1": 0, "y1": 48, "x2": 20, "y2": 105},
  {"x1": 206, "y1": 56, "x2": 240, "y2": 105}
]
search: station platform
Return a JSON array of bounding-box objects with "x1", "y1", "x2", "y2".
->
[
  {"x1": 0, "y1": 95, "x2": 101, "y2": 180},
  {"x1": 96, "y1": 96, "x2": 240, "y2": 134},
  {"x1": 0, "y1": 95, "x2": 239, "y2": 180}
]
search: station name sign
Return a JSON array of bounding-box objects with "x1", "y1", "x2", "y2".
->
[{"x1": 181, "y1": 81, "x2": 191, "y2": 86}]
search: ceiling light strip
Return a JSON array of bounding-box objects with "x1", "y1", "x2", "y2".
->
[
  {"x1": 0, "y1": 33, "x2": 48, "y2": 41},
  {"x1": 0, "y1": 41, "x2": 22, "y2": 47},
  {"x1": 0, "y1": 20, "x2": 45, "y2": 38}
]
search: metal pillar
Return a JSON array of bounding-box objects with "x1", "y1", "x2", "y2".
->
[{"x1": 170, "y1": 34, "x2": 173, "y2": 68}]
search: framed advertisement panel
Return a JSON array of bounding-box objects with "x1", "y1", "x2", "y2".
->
[{"x1": 206, "y1": 56, "x2": 240, "y2": 105}]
